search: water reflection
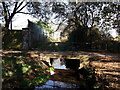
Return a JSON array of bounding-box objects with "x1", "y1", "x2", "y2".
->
[
  {"x1": 34, "y1": 80, "x2": 80, "y2": 89},
  {"x1": 50, "y1": 58, "x2": 67, "y2": 69},
  {"x1": 50, "y1": 58, "x2": 80, "y2": 70},
  {"x1": 35, "y1": 58, "x2": 84, "y2": 89}
]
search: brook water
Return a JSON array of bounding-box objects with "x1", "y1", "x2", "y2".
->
[{"x1": 35, "y1": 58, "x2": 87, "y2": 89}]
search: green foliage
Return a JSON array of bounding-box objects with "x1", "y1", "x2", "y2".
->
[
  {"x1": 107, "y1": 40, "x2": 120, "y2": 53},
  {"x1": 20, "y1": 75, "x2": 49, "y2": 87},
  {"x1": 19, "y1": 80, "x2": 32, "y2": 87},
  {"x1": 3, "y1": 30, "x2": 22, "y2": 50},
  {"x1": 84, "y1": 66, "x2": 97, "y2": 89},
  {"x1": 32, "y1": 76, "x2": 49, "y2": 84},
  {"x1": 79, "y1": 65, "x2": 99, "y2": 89},
  {"x1": 48, "y1": 67, "x2": 55, "y2": 71},
  {"x1": 85, "y1": 66, "x2": 95, "y2": 75},
  {"x1": 22, "y1": 65, "x2": 31, "y2": 73},
  {"x1": 60, "y1": 25, "x2": 102, "y2": 51},
  {"x1": 93, "y1": 85, "x2": 100, "y2": 89},
  {"x1": 2, "y1": 53, "x2": 49, "y2": 88},
  {"x1": 36, "y1": 20, "x2": 54, "y2": 34},
  {"x1": 68, "y1": 26, "x2": 102, "y2": 44},
  {"x1": 68, "y1": 26, "x2": 89, "y2": 43}
]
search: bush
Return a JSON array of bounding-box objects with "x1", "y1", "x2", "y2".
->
[
  {"x1": 3, "y1": 30, "x2": 22, "y2": 50},
  {"x1": 2, "y1": 52, "x2": 49, "y2": 89}
]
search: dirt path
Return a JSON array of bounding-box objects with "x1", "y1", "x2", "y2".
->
[{"x1": 90, "y1": 52, "x2": 120, "y2": 89}]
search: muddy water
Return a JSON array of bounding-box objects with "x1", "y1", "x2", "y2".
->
[{"x1": 35, "y1": 58, "x2": 87, "y2": 89}]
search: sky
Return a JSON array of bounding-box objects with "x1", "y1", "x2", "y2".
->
[
  {"x1": 109, "y1": 29, "x2": 118, "y2": 38},
  {"x1": 12, "y1": 13, "x2": 38, "y2": 29}
]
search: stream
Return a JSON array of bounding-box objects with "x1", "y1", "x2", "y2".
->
[{"x1": 35, "y1": 58, "x2": 86, "y2": 89}]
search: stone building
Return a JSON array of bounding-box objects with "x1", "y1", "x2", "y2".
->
[{"x1": 23, "y1": 20, "x2": 47, "y2": 49}]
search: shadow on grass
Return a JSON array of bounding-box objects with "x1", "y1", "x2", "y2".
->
[{"x1": 2, "y1": 52, "x2": 49, "y2": 89}]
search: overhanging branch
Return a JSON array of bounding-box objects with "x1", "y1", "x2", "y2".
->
[
  {"x1": 17, "y1": 12, "x2": 35, "y2": 14},
  {"x1": 16, "y1": 2, "x2": 29, "y2": 13},
  {"x1": 55, "y1": 2, "x2": 82, "y2": 31}
]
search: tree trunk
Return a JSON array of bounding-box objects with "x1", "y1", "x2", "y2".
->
[
  {"x1": 5, "y1": 21, "x2": 10, "y2": 30},
  {"x1": 5, "y1": 15, "x2": 14, "y2": 30}
]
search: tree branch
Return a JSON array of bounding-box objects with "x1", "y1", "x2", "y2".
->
[
  {"x1": 2, "y1": 2, "x2": 7, "y2": 21},
  {"x1": 16, "y1": 2, "x2": 29, "y2": 13},
  {"x1": 55, "y1": 2, "x2": 81, "y2": 31},
  {"x1": 16, "y1": 2, "x2": 23, "y2": 10},
  {"x1": 5, "y1": 4, "x2": 11, "y2": 18},
  {"x1": 55, "y1": 19, "x2": 66, "y2": 31},
  {"x1": 17, "y1": 12, "x2": 34, "y2": 14},
  {"x1": 13, "y1": 2, "x2": 18, "y2": 13}
]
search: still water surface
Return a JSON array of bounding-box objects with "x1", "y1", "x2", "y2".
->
[{"x1": 35, "y1": 58, "x2": 83, "y2": 89}]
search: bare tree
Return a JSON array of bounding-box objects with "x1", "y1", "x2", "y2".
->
[{"x1": 1, "y1": 1, "x2": 29, "y2": 30}]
